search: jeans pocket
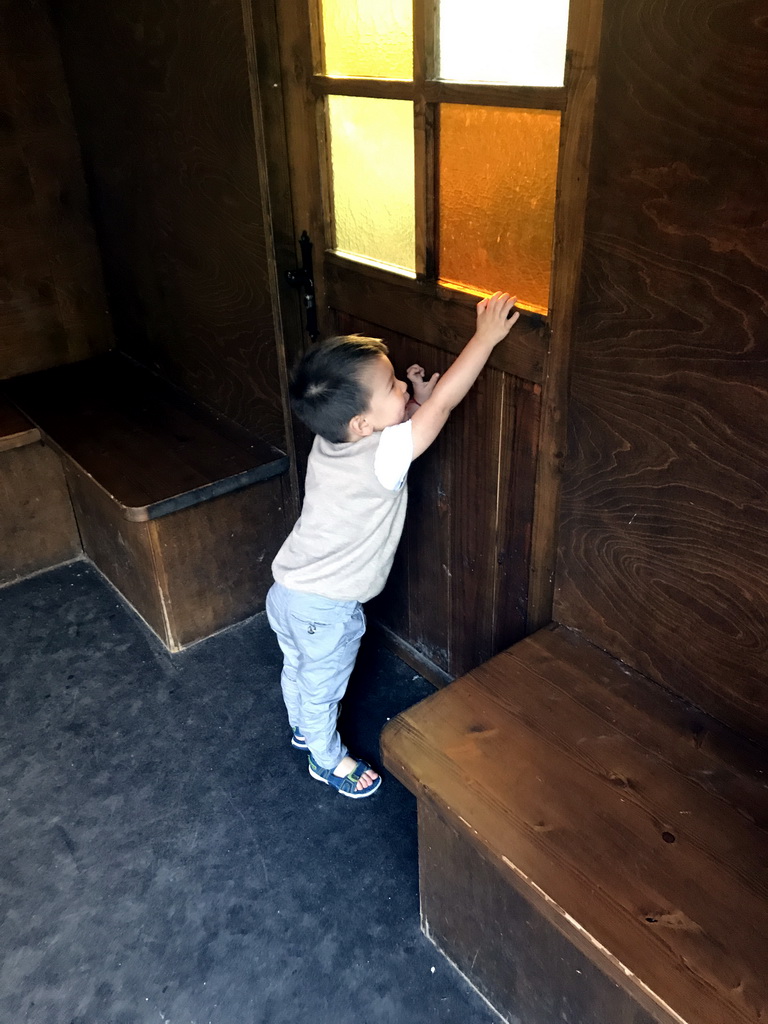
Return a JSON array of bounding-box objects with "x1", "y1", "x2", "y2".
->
[{"x1": 342, "y1": 605, "x2": 366, "y2": 648}]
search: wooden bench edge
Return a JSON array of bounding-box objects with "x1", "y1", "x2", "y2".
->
[{"x1": 43, "y1": 437, "x2": 288, "y2": 522}]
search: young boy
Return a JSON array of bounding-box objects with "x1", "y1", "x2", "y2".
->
[{"x1": 266, "y1": 291, "x2": 519, "y2": 799}]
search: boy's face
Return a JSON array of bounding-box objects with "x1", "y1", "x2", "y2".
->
[{"x1": 358, "y1": 354, "x2": 409, "y2": 433}]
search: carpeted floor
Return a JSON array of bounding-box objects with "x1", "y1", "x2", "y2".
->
[{"x1": 0, "y1": 561, "x2": 500, "y2": 1024}]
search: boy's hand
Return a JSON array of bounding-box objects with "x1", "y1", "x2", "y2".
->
[
  {"x1": 475, "y1": 292, "x2": 518, "y2": 346},
  {"x1": 406, "y1": 363, "x2": 440, "y2": 405}
]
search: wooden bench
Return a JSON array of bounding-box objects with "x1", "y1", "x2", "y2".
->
[
  {"x1": 0, "y1": 397, "x2": 80, "y2": 585},
  {"x1": 3, "y1": 354, "x2": 289, "y2": 650},
  {"x1": 381, "y1": 624, "x2": 768, "y2": 1024}
]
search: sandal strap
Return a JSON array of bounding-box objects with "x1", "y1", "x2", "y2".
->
[{"x1": 328, "y1": 759, "x2": 374, "y2": 794}]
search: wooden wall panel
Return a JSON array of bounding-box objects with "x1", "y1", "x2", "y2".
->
[
  {"x1": 382, "y1": 338, "x2": 453, "y2": 668},
  {"x1": 151, "y1": 474, "x2": 288, "y2": 650},
  {"x1": 0, "y1": 0, "x2": 111, "y2": 380},
  {"x1": 0, "y1": 441, "x2": 81, "y2": 584},
  {"x1": 335, "y1": 313, "x2": 539, "y2": 680},
  {"x1": 52, "y1": 0, "x2": 287, "y2": 448},
  {"x1": 554, "y1": 0, "x2": 768, "y2": 740}
]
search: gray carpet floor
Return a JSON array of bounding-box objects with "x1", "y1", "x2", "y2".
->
[{"x1": 0, "y1": 561, "x2": 499, "y2": 1024}]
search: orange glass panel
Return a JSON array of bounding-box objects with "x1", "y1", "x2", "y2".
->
[
  {"x1": 439, "y1": 105, "x2": 561, "y2": 314},
  {"x1": 321, "y1": 0, "x2": 412, "y2": 80}
]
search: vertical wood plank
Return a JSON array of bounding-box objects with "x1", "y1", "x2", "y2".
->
[
  {"x1": 272, "y1": 0, "x2": 332, "y2": 338},
  {"x1": 413, "y1": 0, "x2": 435, "y2": 279},
  {"x1": 495, "y1": 378, "x2": 541, "y2": 646},
  {"x1": 399, "y1": 339, "x2": 453, "y2": 668},
  {"x1": 526, "y1": 0, "x2": 604, "y2": 630},
  {"x1": 448, "y1": 365, "x2": 505, "y2": 674}
]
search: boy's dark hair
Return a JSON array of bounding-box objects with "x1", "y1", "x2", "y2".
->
[{"x1": 289, "y1": 335, "x2": 388, "y2": 443}]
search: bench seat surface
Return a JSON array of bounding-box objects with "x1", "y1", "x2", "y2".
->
[
  {"x1": 3, "y1": 355, "x2": 288, "y2": 520},
  {"x1": 381, "y1": 624, "x2": 768, "y2": 1024}
]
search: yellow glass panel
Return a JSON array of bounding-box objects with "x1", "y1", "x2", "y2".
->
[
  {"x1": 439, "y1": 0, "x2": 568, "y2": 87},
  {"x1": 321, "y1": 0, "x2": 412, "y2": 80},
  {"x1": 439, "y1": 106, "x2": 561, "y2": 314},
  {"x1": 328, "y1": 96, "x2": 415, "y2": 273}
]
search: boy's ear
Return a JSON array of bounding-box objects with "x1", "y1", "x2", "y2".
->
[{"x1": 348, "y1": 413, "x2": 373, "y2": 439}]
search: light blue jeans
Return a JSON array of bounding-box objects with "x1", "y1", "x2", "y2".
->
[{"x1": 266, "y1": 582, "x2": 366, "y2": 770}]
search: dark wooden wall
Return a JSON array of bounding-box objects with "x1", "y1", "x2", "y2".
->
[
  {"x1": 555, "y1": 0, "x2": 768, "y2": 741},
  {"x1": 51, "y1": 0, "x2": 288, "y2": 448},
  {"x1": 0, "y1": 0, "x2": 111, "y2": 380}
]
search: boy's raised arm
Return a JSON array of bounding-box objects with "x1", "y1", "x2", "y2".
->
[{"x1": 409, "y1": 291, "x2": 518, "y2": 459}]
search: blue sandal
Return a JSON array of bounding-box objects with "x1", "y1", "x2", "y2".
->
[
  {"x1": 290, "y1": 727, "x2": 308, "y2": 751},
  {"x1": 308, "y1": 754, "x2": 382, "y2": 799}
]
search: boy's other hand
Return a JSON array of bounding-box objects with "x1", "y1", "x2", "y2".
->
[
  {"x1": 475, "y1": 292, "x2": 518, "y2": 346},
  {"x1": 407, "y1": 363, "x2": 440, "y2": 404}
]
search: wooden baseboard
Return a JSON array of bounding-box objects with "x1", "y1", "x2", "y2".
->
[{"x1": 369, "y1": 620, "x2": 453, "y2": 689}]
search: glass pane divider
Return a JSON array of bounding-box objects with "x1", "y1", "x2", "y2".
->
[
  {"x1": 424, "y1": 82, "x2": 566, "y2": 110},
  {"x1": 414, "y1": 0, "x2": 439, "y2": 82},
  {"x1": 311, "y1": 76, "x2": 416, "y2": 100},
  {"x1": 414, "y1": 97, "x2": 435, "y2": 279},
  {"x1": 308, "y1": 0, "x2": 326, "y2": 76},
  {"x1": 315, "y1": 96, "x2": 338, "y2": 254},
  {"x1": 413, "y1": 0, "x2": 432, "y2": 278},
  {"x1": 310, "y1": 77, "x2": 566, "y2": 112},
  {"x1": 323, "y1": 250, "x2": 548, "y2": 332}
]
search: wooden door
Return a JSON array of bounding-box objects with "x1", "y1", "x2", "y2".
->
[{"x1": 250, "y1": 0, "x2": 602, "y2": 681}]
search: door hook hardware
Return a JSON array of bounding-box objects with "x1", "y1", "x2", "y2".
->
[{"x1": 285, "y1": 230, "x2": 319, "y2": 342}]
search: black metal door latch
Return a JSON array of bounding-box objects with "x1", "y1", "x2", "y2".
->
[{"x1": 286, "y1": 230, "x2": 319, "y2": 342}]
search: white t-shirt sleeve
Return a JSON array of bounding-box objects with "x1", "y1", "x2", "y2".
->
[{"x1": 374, "y1": 420, "x2": 413, "y2": 491}]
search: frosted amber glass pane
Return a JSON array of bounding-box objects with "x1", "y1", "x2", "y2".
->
[
  {"x1": 439, "y1": 106, "x2": 560, "y2": 314},
  {"x1": 321, "y1": 0, "x2": 412, "y2": 80},
  {"x1": 328, "y1": 96, "x2": 415, "y2": 273},
  {"x1": 439, "y1": 0, "x2": 568, "y2": 87}
]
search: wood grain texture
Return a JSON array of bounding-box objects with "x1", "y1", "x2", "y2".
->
[
  {"x1": 382, "y1": 625, "x2": 768, "y2": 1024},
  {"x1": 52, "y1": 0, "x2": 286, "y2": 448},
  {"x1": 0, "y1": 0, "x2": 111, "y2": 380},
  {"x1": 554, "y1": 0, "x2": 768, "y2": 740},
  {"x1": 64, "y1": 462, "x2": 167, "y2": 641},
  {"x1": 336, "y1": 313, "x2": 539, "y2": 679},
  {"x1": 66, "y1": 455, "x2": 287, "y2": 650},
  {"x1": 526, "y1": 0, "x2": 604, "y2": 630},
  {"x1": 325, "y1": 258, "x2": 548, "y2": 385},
  {"x1": 6, "y1": 355, "x2": 288, "y2": 520},
  {"x1": 0, "y1": 396, "x2": 38, "y2": 451},
  {"x1": 419, "y1": 801, "x2": 662, "y2": 1024},
  {"x1": 149, "y1": 474, "x2": 287, "y2": 650},
  {"x1": 0, "y1": 441, "x2": 80, "y2": 584}
]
